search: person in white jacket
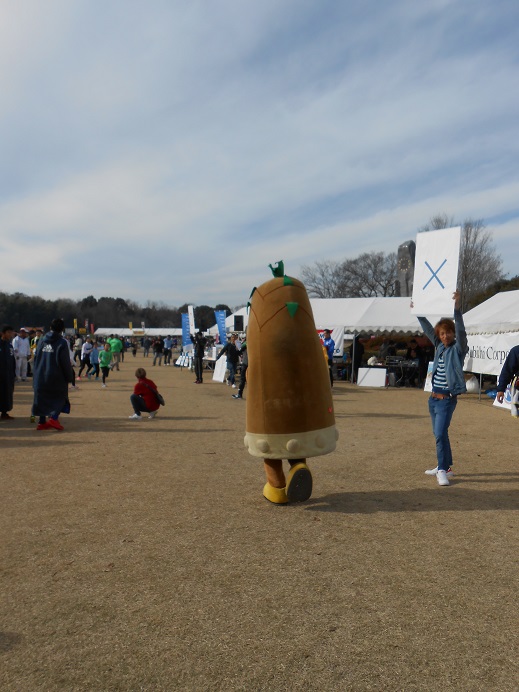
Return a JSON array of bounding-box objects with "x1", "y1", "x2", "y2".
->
[{"x1": 12, "y1": 328, "x2": 32, "y2": 381}]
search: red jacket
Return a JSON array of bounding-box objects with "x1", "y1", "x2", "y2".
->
[{"x1": 134, "y1": 377, "x2": 160, "y2": 412}]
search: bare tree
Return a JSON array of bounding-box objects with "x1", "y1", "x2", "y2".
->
[
  {"x1": 301, "y1": 253, "x2": 397, "y2": 298},
  {"x1": 300, "y1": 260, "x2": 343, "y2": 298},
  {"x1": 419, "y1": 214, "x2": 504, "y2": 310},
  {"x1": 338, "y1": 252, "x2": 397, "y2": 297}
]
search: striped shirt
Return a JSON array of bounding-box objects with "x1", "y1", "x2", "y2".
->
[{"x1": 432, "y1": 353, "x2": 449, "y2": 392}]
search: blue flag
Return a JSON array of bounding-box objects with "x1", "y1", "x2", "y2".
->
[
  {"x1": 181, "y1": 314, "x2": 192, "y2": 348},
  {"x1": 214, "y1": 310, "x2": 227, "y2": 344}
]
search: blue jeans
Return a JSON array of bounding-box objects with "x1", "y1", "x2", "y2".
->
[
  {"x1": 428, "y1": 396, "x2": 457, "y2": 470},
  {"x1": 227, "y1": 362, "x2": 236, "y2": 385}
]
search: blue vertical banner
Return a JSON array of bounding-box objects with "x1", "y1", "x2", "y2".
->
[
  {"x1": 214, "y1": 310, "x2": 227, "y2": 344},
  {"x1": 181, "y1": 314, "x2": 192, "y2": 348}
]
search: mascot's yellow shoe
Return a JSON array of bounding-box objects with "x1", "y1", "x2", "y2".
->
[
  {"x1": 263, "y1": 482, "x2": 288, "y2": 504},
  {"x1": 286, "y1": 462, "x2": 313, "y2": 502}
]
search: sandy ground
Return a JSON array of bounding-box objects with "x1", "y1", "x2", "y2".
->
[{"x1": 1, "y1": 354, "x2": 518, "y2": 691}]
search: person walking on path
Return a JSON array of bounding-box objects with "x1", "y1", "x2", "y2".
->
[
  {"x1": 232, "y1": 338, "x2": 248, "y2": 399},
  {"x1": 191, "y1": 331, "x2": 207, "y2": 383},
  {"x1": 322, "y1": 329, "x2": 335, "y2": 387},
  {"x1": 99, "y1": 343, "x2": 113, "y2": 387},
  {"x1": 32, "y1": 319, "x2": 75, "y2": 431},
  {"x1": 73, "y1": 335, "x2": 83, "y2": 364},
  {"x1": 13, "y1": 328, "x2": 32, "y2": 381},
  {"x1": 108, "y1": 335, "x2": 123, "y2": 371},
  {"x1": 128, "y1": 368, "x2": 161, "y2": 420},
  {"x1": 163, "y1": 336, "x2": 173, "y2": 366},
  {"x1": 0, "y1": 325, "x2": 16, "y2": 420},
  {"x1": 152, "y1": 337, "x2": 164, "y2": 366},
  {"x1": 216, "y1": 334, "x2": 240, "y2": 387},
  {"x1": 416, "y1": 290, "x2": 468, "y2": 486},
  {"x1": 88, "y1": 342, "x2": 100, "y2": 380},
  {"x1": 77, "y1": 338, "x2": 93, "y2": 379}
]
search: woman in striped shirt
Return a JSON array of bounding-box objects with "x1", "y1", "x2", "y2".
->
[{"x1": 416, "y1": 290, "x2": 468, "y2": 486}]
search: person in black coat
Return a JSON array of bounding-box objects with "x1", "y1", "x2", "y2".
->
[
  {"x1": 216, "y1": 334, "x2": 240, "y2": 387},
  {"x1": 348, "y1": 335, "x2": 365, "y2": 384},
  {"x1": 0, "y1": 325, "x2": 16, "y2": 420},
  {"x1": 191, "y1": 331, "x2": 207, "y2": 384},
  {"x1": 32, "y1": 318, "x2": 74, "y2": 431}
]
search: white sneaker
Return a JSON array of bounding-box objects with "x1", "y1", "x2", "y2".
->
[
  {"x1": 436, "y1": 470, "x2": 450, "y2": 486},
  {"x1": 129, "y1": 413, "x2": 142, "y2": 420},
  {"x1": 425, "y1": 466, "x2": 454, "y2": 477},
  {"x1": 231, "y1": 384, "x2": 236, "y2": 388},
  {"x1": 148, "y1": 411, "x2": 157, "y2": 419},
  {"x1": 102, "y1": 384, "x2": 107, "y2": 388}
]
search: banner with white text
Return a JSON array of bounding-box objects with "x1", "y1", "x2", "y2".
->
[
  {"x1": 464, "y1": 332, "x2": 519, "y2": 376},
  {"x1": 181, "y1": 314, "x2": 192, "y2": 348}
]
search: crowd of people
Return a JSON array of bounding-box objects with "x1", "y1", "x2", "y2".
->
[
  {"x1": 2, "y1": 313, "x2": 519, "y2": 492},
  {"x1": 0, "y1": 327, "x2": 174, "y2": 428}
]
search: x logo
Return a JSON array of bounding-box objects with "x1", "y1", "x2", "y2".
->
[{"x1": 423, "y1": 259, "x2": 447, "y2": 290}]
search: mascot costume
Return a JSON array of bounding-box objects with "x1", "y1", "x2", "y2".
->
[{"x1": 244, "y1": 261, "x2": 338, "y2": 504}]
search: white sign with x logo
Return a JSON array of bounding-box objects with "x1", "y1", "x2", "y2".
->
[{"x1": 410, "y1": 226, "x2": 461, "y2": 316}]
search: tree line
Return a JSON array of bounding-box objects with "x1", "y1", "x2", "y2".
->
[
  {"x1": 0, "y1": 292, "x2": 232, "y2": 333},
  {"x1": 301, "y1": 215, "x2": 511, "y2": 311}
]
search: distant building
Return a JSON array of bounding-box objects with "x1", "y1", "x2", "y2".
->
[{"x1": 396, "y1": 240, "x2": 416, "y2": 297}]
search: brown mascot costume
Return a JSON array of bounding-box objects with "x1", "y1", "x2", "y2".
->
[{"x1": 245, "y1": 261, "x2": 338, "y2": 504}]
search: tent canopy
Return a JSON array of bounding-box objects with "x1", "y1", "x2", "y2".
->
[
  {"x1": 210, "y1": 298, "x2": 447, "y2": 337},
  {"x1": 462, "y1": 291, "x2": 519, "y2": 335},
  {"x1": 94, "y1": 328, "x2": 182, "y2": 337},
  {"x1": 310, "y1": 297, "x2": 443, "y2": 336}
]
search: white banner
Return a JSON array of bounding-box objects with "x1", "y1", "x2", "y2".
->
[
  {"x1": 212, "y1": 356, "x2": 227, "y2": 383},
  {"x1": 188, "y1": 305, "x2": 196, "y2": 336},
  {"x1": 464, "y1": 332, "x2": 518, "y2": 376},
  {"x1": 411, "y1": 227, "x2": 461, "y2": 316}
]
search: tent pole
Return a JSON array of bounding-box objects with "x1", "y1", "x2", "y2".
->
[{"x1": 351, "y1": 332, "x2": 356, "y2": 384}]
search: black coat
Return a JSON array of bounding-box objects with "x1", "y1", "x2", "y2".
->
[
  {"x1": 217, "y1": 342, "x2": 240, "y2": 366},
  {"x1": 32, "y1": 331, "x2": 74, "y2": 416},
  {"x1": 191, "y1": 334, "x2": 207, "y2": 358},
  {"x1": 0, "y1": 337, "x2": 15, "y2": 413}
]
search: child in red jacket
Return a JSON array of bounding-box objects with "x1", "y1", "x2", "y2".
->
[{"x1": 129, "y1": 368, "x2": 161, "y2": 420}]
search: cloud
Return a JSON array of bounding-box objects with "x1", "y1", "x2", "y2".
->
[{"x1": 1, "y1": 0, "x2": 519, "y2": 309}]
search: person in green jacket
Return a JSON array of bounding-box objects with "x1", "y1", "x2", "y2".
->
[
  {"x1": 107, "y1": 335, "x2": 123, "y2": 371},
  {"x1": 99, "y1": 343, "x2": 113, "y2": 388}
]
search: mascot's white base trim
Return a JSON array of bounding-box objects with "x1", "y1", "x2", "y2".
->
[{"x1": 244, "y1": 425, "x2": 338, "y2": 459}]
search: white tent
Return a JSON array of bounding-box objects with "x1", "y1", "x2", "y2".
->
[
  {"x1": 210, "y1": 298, "x2": 444, "y2": 337},
  {"x1": 94, "y1": 327, "x2": 182, "y2": 337},
  {"x1": 463, "y1": 291, "x2": 519, "y2": 376},
  {"x1": 310, "y1": 297, "x2": 437, "y2": 335}
]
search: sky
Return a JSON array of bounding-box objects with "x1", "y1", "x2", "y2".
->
[{"x1": 1, "y1": 0, "x2": 519, "y2": 310}]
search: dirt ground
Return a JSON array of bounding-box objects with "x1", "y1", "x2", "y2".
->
[{"x1": 1, "y1": 354, "x2": 518, "y2": 691}]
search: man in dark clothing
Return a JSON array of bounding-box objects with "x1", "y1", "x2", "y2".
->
[
  {"x1": 152, "y1": 337, "x2": 164, "y2": 366},
  {"x1": 232, "y1": 339, "x2": 247, "y2": 399},
  {"x1": 405, "y1": 338, "x2": 426, "y2": 387},
  {"x1": 32, "y1": 318, "x2": 74, "y2": 431},
  {"x1": 191, "y1": 331, "x2": 207, "y2": 384},
  {"x1": 216, "y1": 334, "x2": 240, "y2": 387},
  {"x1": 348, "y1": 335, "x2": 365, "y2": 384},
  {"x1": 0, "y1": 325, "x2": 16, "y2": 420}
]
